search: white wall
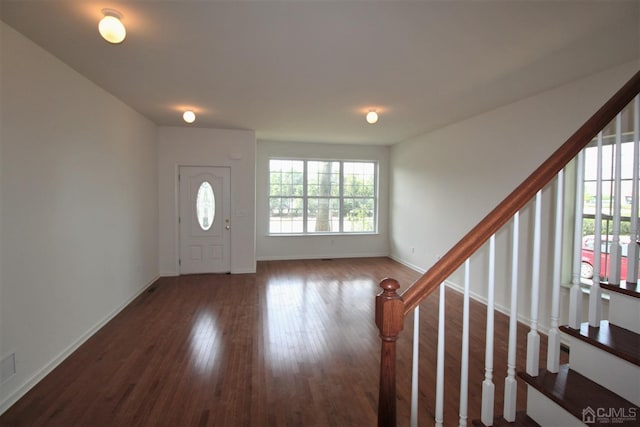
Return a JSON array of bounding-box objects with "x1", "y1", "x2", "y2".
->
[
  {"x1": 0, "y1": 22, "x2": 159, "y2": 412},
  {"x1": 157, "y1": 127, "x2": 256, "y2": 275},
  {"x1": 0, "y1": 22, "x2": 4, "y2": 409},
  {"x1": 256, "y1": 140, "x2": 390, "y2": 260},
  {"x1": 390, "y1": 61, "x2": 638, "y2": 331}
]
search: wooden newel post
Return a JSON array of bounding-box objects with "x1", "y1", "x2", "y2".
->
[{"x1": 376, "y1": 278, "x2": 405, "y2": 427}]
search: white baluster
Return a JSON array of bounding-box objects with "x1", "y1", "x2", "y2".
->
[
  {"x1": 589, "y1": 132, "x2": 604, "y2": 327},
  {"x1": 526, "y1": 191, "x2": 542, "y2": 376},
  {"x1": 609, "y1": 113, "x2": 623, "y2": 284},
  {"x1": 628, "y1": 96, "x2": 640, "y2": 283},
  {"x1": 481, "y1": 235, "x2": 496, "y2": 426},
  {"x1": 435, "y1": 285, "x2": 445, "y2": 427},
  {"x1": 458, "y1": 259, "x2": 470, "y2": 427},
  {"x1": 410, "y1": 306, "x2": 419, "y2": 427},
  {"x1": 503, "y1": 213, "x2": 519, "y2": 422},
  {"x1": 569, "y1": 150, "x2": 585, "y2": 329},
  {"x1": 547, "y1": 171, "x2": 564, "y2": 373}
]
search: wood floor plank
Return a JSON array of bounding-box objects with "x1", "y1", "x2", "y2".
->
[{"x1": 0, "y1": 258, "x2": 564, "y2": 426}]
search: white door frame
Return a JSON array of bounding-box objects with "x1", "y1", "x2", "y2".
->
[{"x1": 177, "y1": 164, "x2": 231, "y2": 274}]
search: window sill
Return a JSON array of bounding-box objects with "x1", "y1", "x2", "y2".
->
[
  {"x1": 561, "y1": 281, "x2": 611, "y2": 301},
  {"x1": 266, "y1": 232, "x2": 379, "y2": 237}
]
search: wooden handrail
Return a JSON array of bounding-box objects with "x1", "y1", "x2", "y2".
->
[
  {"x1": 375, "y1": 69, "x2": 640, "y2": 427},
  {"x1": 401, "y1": 70, "x2": 640, "y2": 314}
]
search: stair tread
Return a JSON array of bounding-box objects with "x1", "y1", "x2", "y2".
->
[
  {"x1": 601, "y1": 281, "x2": 640, "y2": 299},
  {"x1": 518, "y1": 365, "x2": 638, "y2": 424},
  {"x1": 471, "y1": 411, "x2": 540, "y2": 426},
  {"x1": 560, "y1": 321, "x2": 640, "y2": 366}
]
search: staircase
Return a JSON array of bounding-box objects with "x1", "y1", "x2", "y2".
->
[
  {"x1": 519, "y1": 282, "x2": 640, "y2": 426},
  {"x1": 470, "y1": 282, "x2": 640, "y2": 427},
  {"x1": 375, "y1": 71, "x2": 640, "y2": 427}
]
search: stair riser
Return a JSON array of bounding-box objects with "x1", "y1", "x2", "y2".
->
[
  {"x1": 526, "y1": 386, "x2": 584, "y2": 427},
  {"x1": 568, "y1": 337, "x2": 640, "y2": 405},
  {"x1": 608, "y1": 292, "x2": 640, "y2": 334}
]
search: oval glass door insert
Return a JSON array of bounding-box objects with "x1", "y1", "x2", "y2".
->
[{"x1": 196, "y1": 181, "x2": 215, "y2": 231}]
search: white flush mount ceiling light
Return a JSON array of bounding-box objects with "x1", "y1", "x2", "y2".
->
[
  {"x1": 366, "y1": 110, "x2": 379, "y2": 124},
  {"x1": 183, "y1": 110, "x2": 196, "y2": 124},
  {"x1": 99, "y1": 9, "x2": 126, "y2": 44}
]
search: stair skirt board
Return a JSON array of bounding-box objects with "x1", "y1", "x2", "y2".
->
[
  {"x1": 568, "y1": 337, "x2": 640, "y2": 406},
  {"x1": 526, "y1": 386, "x2": 586, "y2": 427}
]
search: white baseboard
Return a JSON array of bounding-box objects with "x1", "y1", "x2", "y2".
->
[
  {"x1": 159, "y1": 270, "x2": 179, "y2": 277},
  {"x1": 256, "y1": 252, "x2": 389, "y2": 261},
  {"x1": 0, "y1": 275, "x2": 160, "y2": 415},
  {"x1": 388, "y1": 255, "x2": 426, "y2": 274},
  {"x1": 377, "y1": 255, "x2": 560, "y2": 341},
  {"x1": 231, "y1": 267, "x2": 257, "y2": 274},
  {"x1": 443, "y1": 279, "x2": 552, "y2": 337},
  {"x1": 387, "y1": 255, "x2": 537, "y2": 329},
  {"x1": 161, "y1": 269, "x2": 257, "y2": 275}
]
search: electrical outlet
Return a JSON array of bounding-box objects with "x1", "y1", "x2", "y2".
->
[{"x1": 1, "y1": 352, "x2": 16, "y2": 384}]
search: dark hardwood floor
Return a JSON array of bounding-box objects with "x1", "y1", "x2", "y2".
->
[{"x1": 1, "y1": 258, "x2": 564, "y2": 426}]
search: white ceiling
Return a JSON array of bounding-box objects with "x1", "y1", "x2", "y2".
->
[{"x1": 1, "y1": 1, "x2": 638, "y2": 145}]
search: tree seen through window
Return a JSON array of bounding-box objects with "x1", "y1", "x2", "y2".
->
[{"x1": 269, "y1": 159, "x2": 377, "y2": 234}]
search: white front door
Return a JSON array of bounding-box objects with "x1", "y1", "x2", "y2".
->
[{"x1": 179, "y1": 166, "x2": 231, "y2": 274}]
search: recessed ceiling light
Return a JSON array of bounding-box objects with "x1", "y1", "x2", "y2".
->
[
  {"x1": 366, "y1": 110, "x2": 378, "y2": 124},
  {"x1": 183, "y1": 110, "x2": 196, "y2": 124},
  {"x1": 99, "y1": 9, "x2": 126, "y2": 44}
]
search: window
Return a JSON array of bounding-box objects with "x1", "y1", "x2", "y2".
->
[
  {"x1": 578, "y1": 104, "x2": 639, "y2": 284},
  {"x1": 196, "y1": 181, "x2": 215, "y2": 231},
  {"x1": 269, "y1": 159, "x2": 377, "y2": 234}
]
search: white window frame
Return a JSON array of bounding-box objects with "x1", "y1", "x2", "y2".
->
[
  {"x1": 575, "y1": 129, "x2": 639, "y2": 286},
  {"x1": 268, "y1": 158, "x2": 378, "y2": 235}
]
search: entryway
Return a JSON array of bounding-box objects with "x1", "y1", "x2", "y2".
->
[{"x1": 178, "y1": 166, "x2": 231, "y2": 274}]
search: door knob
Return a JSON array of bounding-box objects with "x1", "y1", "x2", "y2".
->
[{"x1": 225, "y1": 225, "x2": 230, "y2": 230}]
